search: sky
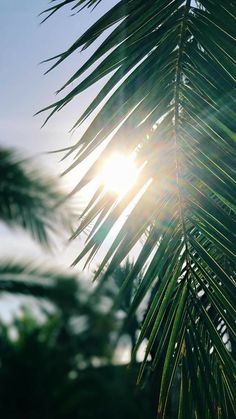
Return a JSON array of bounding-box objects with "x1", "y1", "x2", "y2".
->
[
  {"x1": 0, "y1": 0, "x2": 118, "y2": 272},
  {"x1": 1, "y1": 0, "x2": 114, "y2": 156}
]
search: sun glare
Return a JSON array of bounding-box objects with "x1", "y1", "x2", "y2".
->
[{"x1": 99, "y1": 153, "x2": 138, "y2": 196}]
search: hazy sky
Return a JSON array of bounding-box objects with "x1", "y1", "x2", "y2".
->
[
  {"x1": 1, "y1": 0, "x2": 115, "y2": 157},
  {"x1": 0, "y1": 0, "x2": 117, "y2": 271}
]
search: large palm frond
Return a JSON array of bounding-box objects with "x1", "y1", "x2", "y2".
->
[
  {"x1": 0, "y1": 148, "x2": 67, "y2": 246},
  {"x1": 0, "y1": 262, "x2": 79, "y2": 312},
  {"x1": 40, "y1": 1, "x2": 236, "y2": 417}
]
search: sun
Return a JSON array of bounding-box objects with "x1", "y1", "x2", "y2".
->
[{"x1": 99, "y1": 153, "x2": 138, "y2": 196}]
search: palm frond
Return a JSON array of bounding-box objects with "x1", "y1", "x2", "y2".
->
[
  {"x1": 0, "y1": 262, "x2": 79, "y2": 311},
  {"x1": 40, "y1": 0, "x2": 102, "y2": 24},
  {"x1": 41, "y1": 0, "x2": 236, "y2": 416},
  {"x1": 0, "y1": 148, "x2": 68, "y2": 246}
]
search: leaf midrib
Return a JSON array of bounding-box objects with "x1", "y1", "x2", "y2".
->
[{"x1": 173, "y1": 0, "x2": 191, "y2": 270}]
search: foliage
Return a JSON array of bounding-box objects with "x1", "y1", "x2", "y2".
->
[
  {"x1": 95, "y1": 260, "x2": 143, "y2": 353},
  {"x1": 0, "y1": 307, "x2": 154, "y2": 419},
  {"x1": 40, "y1": 1, "x2": 236, "y2": 417},
  {"x1": 0, "y1": 262, "x2": 80, "y2": 311},
  {"x1": 0, "y1": 148, "x2": 76, "y2": 305},
  {"x1": 0, "y1": 148, "x2": 66, "y2": 246}
]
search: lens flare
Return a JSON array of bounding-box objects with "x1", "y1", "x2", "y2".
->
[{"x1": 99, "y1": 153, "x2": 138, "y2": 196}]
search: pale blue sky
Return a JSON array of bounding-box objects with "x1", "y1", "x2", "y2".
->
[
  {"x1": 1, "y1": 0, "x2": 115, "y2": 158},
  {"x1": 0, "y1": 0, "x2": 117, "y2": 269}
]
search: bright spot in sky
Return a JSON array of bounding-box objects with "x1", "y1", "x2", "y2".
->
[{"x1": 99, "y1": 153, "x2": 138, "y2": 196}]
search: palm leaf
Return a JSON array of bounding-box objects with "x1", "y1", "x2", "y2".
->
[
  {"x1": 41, "y1": 0, "x2": 236, "y2": 416},
  {"x1": 0, "y1": 148, "x2": 68, "y2": 246},
  {"x1": 0, "y1": 262, "x2": 79, "y2": 311}
]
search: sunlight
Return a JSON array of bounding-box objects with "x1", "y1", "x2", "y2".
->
[{"x1": 99, "y1": 153, "x2": 138, "y2": 196}]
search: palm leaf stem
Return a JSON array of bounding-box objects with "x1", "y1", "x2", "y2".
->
[{"x1": 173, "y1": 0, "x2": 191, "y2": 270}]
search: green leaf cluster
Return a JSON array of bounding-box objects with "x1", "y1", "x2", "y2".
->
[{"x1": 40, "y1": 1, "x2": 236, "y2": 417}]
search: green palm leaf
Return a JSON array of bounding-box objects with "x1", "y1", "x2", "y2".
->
[
  {"x1": 41, "y1": 0, "x2": 236, "y2": 416},
  {"x1": 0, "y1": 148, "x2": 67, "y2": 246},
  {"x1": 0, "y1": 262, "x2": 79, "y2": 311}
]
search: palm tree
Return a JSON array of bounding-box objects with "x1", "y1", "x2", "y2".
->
[
  {"x1": 0, "y1": 148, "x2": 65, "y2": 245},
  {"x1": 40, "y1": 1, "x2": 236, "y2": 417},
  {"x1": 95, "y1": 260, "x2": 142, "y2": 354},
  {"x1": 0, "y1": 147, "x2": 77, "y2": 307}
]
